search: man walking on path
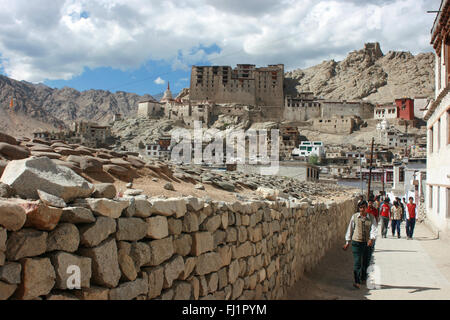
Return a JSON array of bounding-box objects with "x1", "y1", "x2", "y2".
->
[
  {"x1": 343, "y1": 202, "x2": 378, "y2": 289},
  {"x1": 380, "y1": 199, "x2": 391, "y2": 238},
  {"x1": 391, "y1": 201, "x2": 403, "y2": 238},
  {"x1": 406, "y1": 197, "x2": 417, "y2": 240}
]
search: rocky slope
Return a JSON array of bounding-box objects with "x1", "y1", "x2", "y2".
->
[
  {"x1": 285, "y1": 42, "x2": 435, "y2": 103},
  {"x1": 0, "y1": 74, "x2": 155, "y2": 137}
]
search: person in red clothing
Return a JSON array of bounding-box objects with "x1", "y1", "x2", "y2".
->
[
  {"x1": 380, "y1": 199, "x2": 391, "y2": 238},
  {"x1": 366, "y1": 199, "x2": 379, "y2": 223},
  {"x1": 406, "y1": 197, "x2": 417, "y2": 240}
]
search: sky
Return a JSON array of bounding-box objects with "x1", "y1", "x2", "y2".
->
[{"x1": 0, "y1": 0, "x2": 443, "y2": 97}]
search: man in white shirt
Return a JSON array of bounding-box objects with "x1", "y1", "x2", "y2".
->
[{"x1": 343, "y1": 201, "x2": 378, "y2": 289}]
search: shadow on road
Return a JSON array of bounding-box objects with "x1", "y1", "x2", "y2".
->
[
  {"x1": 374, "y1": 249, "x2": 418, "y2": 253},
  {"x1": 284, "y1": 243, "x2": 371, "y2": 300},
  {"x1": 376, "y1": 284, "x2": 441, "y2": 294}
]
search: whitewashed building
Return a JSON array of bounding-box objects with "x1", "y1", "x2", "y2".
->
[
  {"x1": 292, "y1": 141, "x2": 325, "y2": 158},
  {"x1": 425, "y1": 2, "x2": 450, "y2": 234}
]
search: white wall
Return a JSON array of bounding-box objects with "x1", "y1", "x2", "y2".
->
[{"x1": 426, "y1": 90, "x2": 450, "y2": 232}]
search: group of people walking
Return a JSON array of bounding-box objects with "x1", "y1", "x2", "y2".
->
[{"x1": 343, "y1": 193, "x2": 418, "y2": 288}]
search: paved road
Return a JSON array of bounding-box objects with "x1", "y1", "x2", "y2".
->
[{"x1": 285, "y1": 222, "x2": 450, "y2": 300}]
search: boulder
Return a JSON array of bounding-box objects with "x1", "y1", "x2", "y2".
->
[
  {"x1": 46, "y1": 223, "x2": 80, "y2": 252},
  {"x1": 0, "y1": 200, "x2": 27, "y2": 231},
  {"x1": 60, "y1": 207, "x2": 96, "y2": 224},
  {"x1": 92, "y1": 183, "x2": 117, "y2": 199},
  {"x1": 116, "y1": 218, "x2": 147, "y2": 241},
  {"x1": 168, "y1": 218, "x2": 182, "y2": 235},
  {"x1": 127, "y1": 157, "x2": 145, "y2": 169},
  {"x1": 173, "y1": 281, "x2": 192, "y2": 300},
  {"x1": 50, "y1": 252, "x2": 92, "y2": 289},
  {"x1": 163, "y1": 256, "x2": 184, "y2": 288},
  {"x1": 46, "y1": 293, "x2": 79, "y2": 300},
  {"x1": 80, "y1": 157, "x2": 103, "y2": 173},
  {"x1": 31, "y1": 138, "x2": 50, "y2": 146},
  {"x1": 15, "y1": 257, "x2": 55, "y2": 300},
  {"x1": 0, "y1": 157, "x2": 93, "y2": 202},
  {"x1": 79, "y1": 238, "x2": 121, "y2": 288},
  {"x1": 147, "y1": 237, "x2": 174, "y2": 266},
  {"x1": 51, "y1": 159, "x2": 82, "y2": 174},
  {"x1": 0, "y1": 132, "x2": 18, "y2": 146},
  {"x1": 150, "y1": 198, "x2": 187, "y2": 218},
  {"x1": 30, "y1": 151, "x2": 62, "y2": 159},
  {"x1": 124, "y1": 189, "x2": 144, "y2": 196},
  {"x1": 109, "y1": 275, "x2": 148, "y2": 300},
  {"x1": 0, "y1": 262, "x2": 22, "y2": 284},
  {"x1": 0, "y1": 227, "x2": 5, "y2": 251},
  {"x1": 191, "y1": 232, "x2": 214, "y2": 256},
  {"x1": 134, "y1": 199, "x2": 152, "y2": 218},
  {"x1": 75, "y1": 147, "x2": 94, "y2": 156},
  {"x1": 214, "y1": 181, "x2": 235, "y2": 192},
  {"x1": 0, "y1": 281, "x2": 17, "y2": 300},
  {"x1": 0, "y1": 143, "x2": 30, "y2": 160},
  {"x1": 37, "y1": 189, "x2": 67, "y2": 208},
  {"x1": 6, "y1": 229, "x2": 47, "y2": 261},
  {"x1": 24, "y1": 204, "x2": 62, "y2": 231},
  {"x1": 79, "y1": 217, "x2": 117, "y2": 248},
  {"x1": 164, "y1": 183, "x2": 175, "y2": 191},
  {"x1": 129, "y1": 242, "x2": 151, "y2": 268},
  {"x1": 173, "y1": 234, "x2": 192, "y2": 256},
  {"x1": 195, "y1": 252, "x2": 221, "y2": 276},
  {"x1": 29, "y1": 145, "x2": 53, "y2": 153},
  {"x1": 78, "y1": 198, "x2": 129, "y2": 219},
  {"x1": 74, "y1": 286, "x2": 110, "y2": 300},
  {"x1": 180, "y1": 257, "x2": 196, "y2": 280},
  {"x1": 104, "y1": 164, "x2": 132, "y2": 178},
  {"x1": 51, "y1": 142, "x2": 71, "y2": 149},
  {"x1": 0, "y1": 160, "x2": 8, "y2": 177},
  {"x1": 146, "y1": 216, "x2": 169, "y2": 240},
  {"x1": 54, "y1": 147, "x2": 80, "y2": 156},
  {"x1": 110, "y1": 158, "x2": 132, "y2": 168},
  {"x1": 143, "y1": 266, "x2": 164, "y2": 299},
  {"x1": 118, "y1": 250, "x2": 137, "y2": 282}
]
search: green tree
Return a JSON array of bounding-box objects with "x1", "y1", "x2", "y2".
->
[{"x1": 308, "y1": 154, "x2": 319, "y2": 165}]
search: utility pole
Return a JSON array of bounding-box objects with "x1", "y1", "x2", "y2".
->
[
  {"x1": 367, "y1": 137, "x2": 375, "y2": 200},
  {"x1": 360, "y1": 152, "x2": 363, "y2": 195}
]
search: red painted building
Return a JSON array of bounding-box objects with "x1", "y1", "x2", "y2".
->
[{"x1": 395, "y1": 98, "x2": 415, "y2": 120}]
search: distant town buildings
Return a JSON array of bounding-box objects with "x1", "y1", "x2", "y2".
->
[{"x1": 189, "y1": 64, "x2": 285, "y2": 107}]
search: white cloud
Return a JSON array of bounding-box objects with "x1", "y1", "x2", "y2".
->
[
  {"x1": 0, "y1": 0, "x2": 442, "y2": 83},
  {"x1": 154, "y1": 76, "x2": 165, "y2": 85}
]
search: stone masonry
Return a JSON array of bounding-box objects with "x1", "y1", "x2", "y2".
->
[{"x1": 0, "y1": 184, "x2": 357, "y2": 300}]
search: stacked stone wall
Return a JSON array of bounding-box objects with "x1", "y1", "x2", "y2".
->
[{"x1": 1, "y1": 190, "x2": 357, "y2": 300}]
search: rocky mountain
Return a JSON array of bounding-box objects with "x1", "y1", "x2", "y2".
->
[
  {"x1": 0, "y1": 74, "x2": 155, "y2": 137},
  {"x1": 285, "y1": 42, "x2": 435, "y2": 103}
]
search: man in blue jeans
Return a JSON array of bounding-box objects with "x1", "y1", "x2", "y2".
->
[
  {"x1": 344, "y1": 202, "x2": 378, "y2": 288},
  {"x1": 406, "y1": 197, "x2": 417, "y2": 240}
]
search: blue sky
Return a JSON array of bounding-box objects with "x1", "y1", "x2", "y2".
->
[
  {"x1": 0, "y1": 0, "x2": 442, "y2": 98},
  {"x1": 44, "y1": 44, "x2": 222, "y2": 96}
]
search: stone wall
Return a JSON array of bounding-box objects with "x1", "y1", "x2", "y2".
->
[
  {"x1": 0, "y1": 191, "x2": 356, "y2": 300},
  {"x1": 321, "y1": 101, "x2": 374, "y2": 119}
]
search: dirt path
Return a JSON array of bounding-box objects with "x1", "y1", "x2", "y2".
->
[{"x1": 284, "y1": 222, "x2": 450, "y2": 300}]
